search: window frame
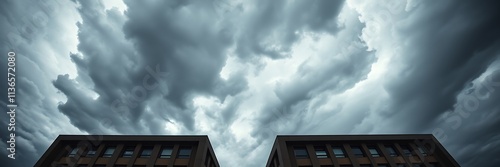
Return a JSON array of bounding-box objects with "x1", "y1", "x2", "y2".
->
[
  {"x1": 293, "y1": 146, "x2": 309, "y2": 158},
  {"x1": 314, "y1": 146, "x2": 329, "y2": 158},
  {"x1": 350, "y1": 146, "x2": 365, "y2": 157},
  {"x1": 332, "y1": 146, "x2": 346, "y2": 158},
  {"x1": 159, "y1": 146, "x2": 173, "y2": 158},
  {"x1": 140, "y1": 146, "x2": 153, "y2": 158},
  {"x1": 121, "y1": 146, "x2": 135, "y2": 158},
  {"x1": 102, "y1": 146, "x2": 116, "y2": 158},
  {"x1": 177, "y1": 146, "x2": 192, "y2": 158}
]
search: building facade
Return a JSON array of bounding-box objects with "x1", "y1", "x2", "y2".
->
[
  {"x1": 35, "y1": 135, "x2": 220, "y2": 167},
  {"x1": 265, "y1": 135, "x2": 459, "y2": 167}
]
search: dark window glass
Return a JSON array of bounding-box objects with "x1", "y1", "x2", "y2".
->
[
  {"x1": 178, "y1": 147, "x2": 191, "y2": 158},
  {"x1": 314, "y1": 146, "x2": 328, "y2": 158},
  {"x1": 102, "y1": 146, "x2": 116, "y2": 157},
  {"x1": 68, "y1": 147, "x2": 78, "y2": 157},
  {"x1": 412, "y1": 164, "x2": 423, "y2": 167},
  {"x1": 351, "y1": 146, "x2": 364, "y2": 157},
  {"x1": 397, "y1": 164, "x2": 406, "y2": 167},
  {"x1": 86, "y1": 150, "x2": 96, "y2": 157},
  {"x1": 140, "y1": 147, "x2": 153, "y2": 158},
  {"x1": 385, "y1": 145, "x2": 398, "y2": 157},
  {"x1": 332, "y1": 146, "x2": 345, "y2": 158},
  {"x1": 378, "y1": 164, "x2": 388, "y2": 167},
  {"x1": 401, "y1": 145, "x2": 412, "y2": 156},
  {"x1": 122, "y1": 146, "x2": 135, "y2": 157},
  {"x1": 417, "y1": 146, "x2": 427, "y2": 156},
  {"x1": 294, "y1": 147, "x2": 308, "y2": 158},
  {"x1": 160, "y1": 147, "x2": 173, "y2": 158},
  {"x1": 368, "y1": 146, "x2": 380, "y2": 157}
]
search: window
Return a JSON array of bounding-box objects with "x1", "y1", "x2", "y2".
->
[
  {"x1": 86, "y1": 150, "x2": 96, "y2": 157},
  {"x1": 417, "y1": 146, "x2": 427, "y2": 156},
  {"x1": 140, "y1": 146, "x2": 153, "y2": 158},
  {"x1": 68, "y1": 147, "x2": 78, "y2": 157},
  {"x1": 367, "y1": 146, "x2": 380, "y2": 157},
  {"x1": 385, "y1": 145, "x2": 398, "y2": 157},
  {"x1": 332, "y1": 146, "x2": 346, "y2": 158},
  {"x1": 351, "y1": 146, "x2": 364, "y2": 157},
  {"x1": 160, "y1": 147, "x2": 173, "y2": 158},
  {"x1": 378, "y1": 164, "x2": 388, "y2": 167},
  {"x1": 314, "y1": 146, "x2": 328, "y2": 158},
  {"x1": 294, "y1": 147, "x2": 308, "y2": 158},
  {"x1": 412, "y1": 164, "x2": 423, "y2": 167},
  {"x1": 122, "y1": 146, "x2": 135, "y2": 157},
  {"x1": 102, "y1": 146, "x2": 116, "y2": 157},
  {"x1": 178, "y1": 147, "x2": 191, "y2": 158},
  {"x1": 396, "y1": 164, "x2": 406, "y2": 167},
  {"x1": 400, "y1": 145, "x2": 412, "y2": 156}
]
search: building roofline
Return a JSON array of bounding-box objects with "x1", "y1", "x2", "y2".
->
[{"x1": 274, "y1": 134, "x2": 434, "y2": 141}]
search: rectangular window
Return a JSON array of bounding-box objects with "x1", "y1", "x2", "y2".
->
[
  {"x1": 68, "y1": 147, "x2": 78, "y2": 157},
  {"x1": 367, "y1": 146, "x2": 380, "y2": 157},
  {"x1": 385, "y1": 145, "x2": 398, "y2": 157},
  {"x1": 400, "y1": 145, "x2": 412, "y2": 156},
  {"x1": 160, "y1": 147, "x2": 173, "y2": 158},
  {"x1": 417, "y1": 146, "x2": 427, "y2": 156},
  {"x1": 122, "y1": 146, "x2": 135, "y2": 157},
  {"x1": 178, "y1": 147, "x2": 191, "y2": 158},
  {"x1": 294, "y1": 147, "x2": 308, "y2": 158},
  {"x1": 314, "y1": 146, "x2": 328, "y2": 158},
  {"x1": 86, "y1": 150, "x2": 96, "y2": 157},
  {"x1": 102, "y1": 146, "x2": 116, "y2": 157},
  {"x1": 140, "y1": 146, "x2": 153, "y2": 158},
  {"x1": 351, "y1": 146, "x2": 364, "y2": 157},
  {"x1": 332, "y1": 146, "x2": 346, "y2": 158}
]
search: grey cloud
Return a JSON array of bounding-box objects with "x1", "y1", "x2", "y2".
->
[
  {"x1": 0, "y1": 0, "x2": 83, "y2": 166},
  {"x1": 234, "y1": 0, "x2": 345, "y2": 59},
  {"x1": 54, "y1": 0, "x2": 248, "y2": 137},
  {"x1": 379, "y1": 0, "x2": 500, "y2": 132},
  {"x1": 251, "y1": 8, "x2": 376, "y2": 141}
]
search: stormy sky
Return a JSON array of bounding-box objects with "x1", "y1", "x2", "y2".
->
[{"x1": 1, "y1": 0, "x2": 500, "y2": 166}]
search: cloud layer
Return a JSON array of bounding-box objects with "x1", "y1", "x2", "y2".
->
[{"x1": 1, "y1": 0, "x2": 500, "y2": 166}]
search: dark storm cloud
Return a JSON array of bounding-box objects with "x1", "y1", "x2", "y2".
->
[
  {"x1": 1, "y1": 0, "x2": 82, "y2": 166},
  {"x1": 439, "y1": 66, "x2": 500, "y2": 167},
  {"x1": 250, "y1": 8, "x2": 376, "y2": 141},
  {"x1": 372, "y1": 0, "x2": 500, "y2": 166},
  {"x1": 53, "y1": 0, "x2": 247, "y2": 136},
  {"x1": 379, "y1": 0, "x2": 500, "y2": 135},
  {"x1": 234, "y1": 0, "x2": 345, "y2": 59}
]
